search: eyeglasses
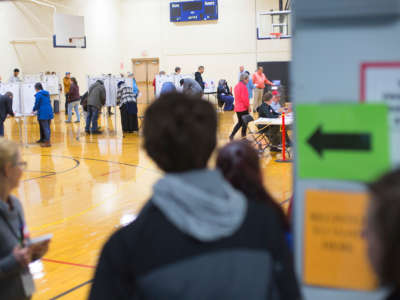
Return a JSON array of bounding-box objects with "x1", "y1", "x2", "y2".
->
[{"x1": 15, "y1": 161, "x2": 27, "y2": 171}]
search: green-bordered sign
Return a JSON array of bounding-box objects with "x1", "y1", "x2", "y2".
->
[{"x1": 296, "y1": 104, "x2": 390, "y2": 182}]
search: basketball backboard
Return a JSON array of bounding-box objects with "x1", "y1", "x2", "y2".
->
[
  {"x1": 53, "y1": 13, "x2": 86, "y2": 48},
  {"x1": 257, "y1": 10, "x2": 292, "y2": 39}
]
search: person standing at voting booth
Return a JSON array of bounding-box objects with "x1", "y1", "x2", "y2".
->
[
  {"x1": 65, "y1": 77, "x2": 81, "y2": 123},
  {"x1": 117, "y1": 81, "x2": 138, "y2": 134},
  {"x1": 63, "y1": 73, "x2": 71, "y2": 116},
  {"x1": 252, "y1": 66, "x2": 273, "y2": 113},
  {"x1": 229, "y1": 73, "x2": 250, "y2": 141},
  {"x1": 0, "y1": 138, "x2": 50, "y2": 300},
  {"x1": 0, "y1": 92, "x2": 14, "y2": 137},
  {"x1": 195, "y1": 66, "x2": 205, "y2": 91},
  {"x1": 8, "y1": 69, "x2": 21, "y2": 84},
  {"x1": 86, "y1": 80, "x2": 106, "y2": 134},
  {"x1": 33, "y1": 83, "x2": 54, "y2": 148}
]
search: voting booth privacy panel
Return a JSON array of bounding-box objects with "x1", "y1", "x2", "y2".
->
[
  {"x1": 87, "y1": 75, "x2": 132, "y2": 107},
  {"x1": 155, "y1": 74, "x2": 216, "y2": 97},
  {"x1": 0, "y1": 74, "x2": 60, "y2": 115},
  {"x1": 293, "y1": 0, "x2": 400, "y2": 299}
]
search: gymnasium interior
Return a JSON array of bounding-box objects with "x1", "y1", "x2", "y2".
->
[{"x1": 0, "y1": 0, "x2": 399, "y2": 299}]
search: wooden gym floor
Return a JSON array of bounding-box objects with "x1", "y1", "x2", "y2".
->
[{"x1": 2, "y1": 103, "x2": 292, "y2": 300}]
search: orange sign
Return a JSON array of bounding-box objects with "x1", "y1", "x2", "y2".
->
[{"x1": 304, "y1": 190, "x2": 378, "y2": 290}]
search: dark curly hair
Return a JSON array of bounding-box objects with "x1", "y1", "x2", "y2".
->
[
  {"x1": 143, "y1": 92, "x2": 217, "y2": 173},
  {"x1": 216, "y1": 140, "x2": 289, "y2": 230},
  {"x1": 367, "y1": 169, "x2": 400, "y2": 288}
]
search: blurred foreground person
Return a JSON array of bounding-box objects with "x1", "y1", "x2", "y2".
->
[
  {"x1": 366, "y1": 169, "x2": 400, "y2": 300},
  {"x1": 0, "y1": 138, "x2": 50, "y2": 300},
  {"x1": 89, "y1": 93, "x2": 300, "y2": 300}
]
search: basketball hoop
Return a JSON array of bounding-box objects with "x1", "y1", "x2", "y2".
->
[{"x1": 270, "y1": 32, "x2": 282, "y2": 39}]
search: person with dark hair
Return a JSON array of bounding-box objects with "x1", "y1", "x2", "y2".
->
[
  {"x1": 0, "y1": 92, "x2": 14, "y2": 137},
  {"x1": 179, "y1": 78, "x2": 203, "y2": 98},
  {"x1": 32, "y1": 83, "x2": 53, "y2": 147},
  {"x1": 9, "y1": 69, "x2": 21, "y2": 83},
  {"x1": 217, "y1": 79, "x2": 234, "y2": 111},
  {"x1": 89, "y1": 92, "x2": 300, "y2": 300},
  {"x1": 195, "y1": 66, "x2": 205, "y2": 90},
  {"x1": 117, "y1": 81, "x2": 138, "y2": 133},
  {"x1": 216, "y1": 140, "x2": 290, "y2": 229},
  {"x1": 365, "y1": 169, "x2": 400, "y2": 300},
  {"x1": 86, "y1": 80, "x2": 106, "y2": 134},
  {"x1": 229, "y1": 72, "x2": 250, "y2": 141},
  {"x1": 174, "y1": 67, "x2": 181, "y2": 75},
  {"x1": 258, "y1": 92, "x2": 291, "y2": 150},
  {"x1": 65, "y1": 77, "x2": 80, "y2": 123}
]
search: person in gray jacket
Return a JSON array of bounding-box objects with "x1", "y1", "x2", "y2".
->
[
  {"x1": 0, "y1": 138, "x2": 50, "y2": 300},
  {"x1": 179, "y1": 78, "x2": 203, "y2": 98},
  {"x1": 86, "y1": 80, "x2": 106, "y2": 134}
]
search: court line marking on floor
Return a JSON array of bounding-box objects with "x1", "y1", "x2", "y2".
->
[
  {"x1": 42, "y1": 258, "x2": 95, "y2": 269},
  {"x1": 21, "y1": 154, "x2": 80, "y2": 182},
  {"x1": 49, "y1": 279, "x2": 93, "y2": 300},
  {"x1": 27, "y1": 154, "x2": 159, "y2": 231}
]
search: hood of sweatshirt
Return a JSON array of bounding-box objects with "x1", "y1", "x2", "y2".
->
[{"x1": 152, "y1": 169, "x2": 247, "y2": 242}]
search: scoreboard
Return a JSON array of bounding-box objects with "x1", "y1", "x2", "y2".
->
[{"x1": 170, "y1": 0, "x2": 218, "y2": 22}]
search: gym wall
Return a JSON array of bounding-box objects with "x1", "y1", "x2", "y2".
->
[{"x1": 0, "y1": 0, "x2": 290, "y2": 93}]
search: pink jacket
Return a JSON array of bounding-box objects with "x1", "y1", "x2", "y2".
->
[{"x1": 234, "y1": 81, "x2": 250, "y2": 112}]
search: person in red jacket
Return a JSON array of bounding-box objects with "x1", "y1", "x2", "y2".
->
[{"x1": 229, "y1": 73, "x2": 250, "y2": 140}]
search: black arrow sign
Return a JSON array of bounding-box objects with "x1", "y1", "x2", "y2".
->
[{"x1": 307, "y1": 126, "x2": 372, "y2": 157}]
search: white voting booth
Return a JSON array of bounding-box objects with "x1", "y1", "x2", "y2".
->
[
  {"x1": 0, "y1": 81, "x2": 42, "y2": 146},
  {"x1": 87, "y1": 75, "x2": 129, "y2": 134}
]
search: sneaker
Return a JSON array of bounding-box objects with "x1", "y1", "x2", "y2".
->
[
  {"x1": 65, "y1": 121, "x2": 71, "y2": 123},
  {"x1": 74, "y1": 120, "x2": 80, "y2": 123},
  {"x1": 36, "y1": 139, "x2": 43, "y2": 143},
  {"x1": 40, "y1": 142, "x2": 51, "y2": 148},
  {"x1": 85, "y1": 131, "x2": 90, "y2": 134},
  {"x1": 91, "y1": 130, "x2": 103, "y2": 135}
]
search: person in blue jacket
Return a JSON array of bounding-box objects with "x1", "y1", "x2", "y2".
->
[
  {"x1": 245, "y1": 71, "x2": 254, "y2": 104},
  {"x1": 33, "y1": 83, "x2": 54, "y2": 147}
]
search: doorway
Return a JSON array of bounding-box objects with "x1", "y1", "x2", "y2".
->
[{"x1": 132, "y1": 58, "x2": 159, "y2": 104}]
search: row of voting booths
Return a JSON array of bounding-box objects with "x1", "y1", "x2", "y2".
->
[
  {"x1": 0, "y1": 74, "x2": 60, "y2": 115},
  {"x1": 154, "y1": 74, "x2": 217, "y2": 98}
]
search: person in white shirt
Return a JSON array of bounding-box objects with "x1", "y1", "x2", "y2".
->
[{"x1": 8, "y1": 69, "x2": 21, "y2": 83}]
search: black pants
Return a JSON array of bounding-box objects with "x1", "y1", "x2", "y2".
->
[
  {"x1": 230, "y1": 111, "x2": 249, "y2": 138},
  {"x1": 39, "y1": 120, "x2": 51, "y2": 142},
  {"x1": 0, "y1": 120, "x2": 4, "y2": 136},
  {"x1": 65, "y1": 94, "x2": 68, "y2": 114},
  {"x1": 120, "y1": 104, "x2": 138, "y2": 132}
]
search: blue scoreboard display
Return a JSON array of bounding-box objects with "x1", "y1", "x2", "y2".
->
[{"x1": 170, "y1": 0, "x2": 218, "y2": 22}]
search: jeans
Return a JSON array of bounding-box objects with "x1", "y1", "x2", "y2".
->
[
  {"x1": 67, "y1": 101, "x2": 80, "y2": 122},
  {"x1": 230, "y1": 111, "x2": 249, "y2": 138},
  {"x1": 39, "y1": 120, "x2": 51, "y2": 142},
  {"x1": 0, "y1": 121, "x2": 4, "y2": 136},
  {"x1": 85, "y1": 105, "x2": 99, "y2": 132}
]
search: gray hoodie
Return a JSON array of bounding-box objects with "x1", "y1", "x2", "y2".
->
[
  {"x1": 152, "y1": 169, "x2": 247, "y2": 242},
  {"x1": 0, "y1": 196, "x2": 34, "y2": 300}
]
